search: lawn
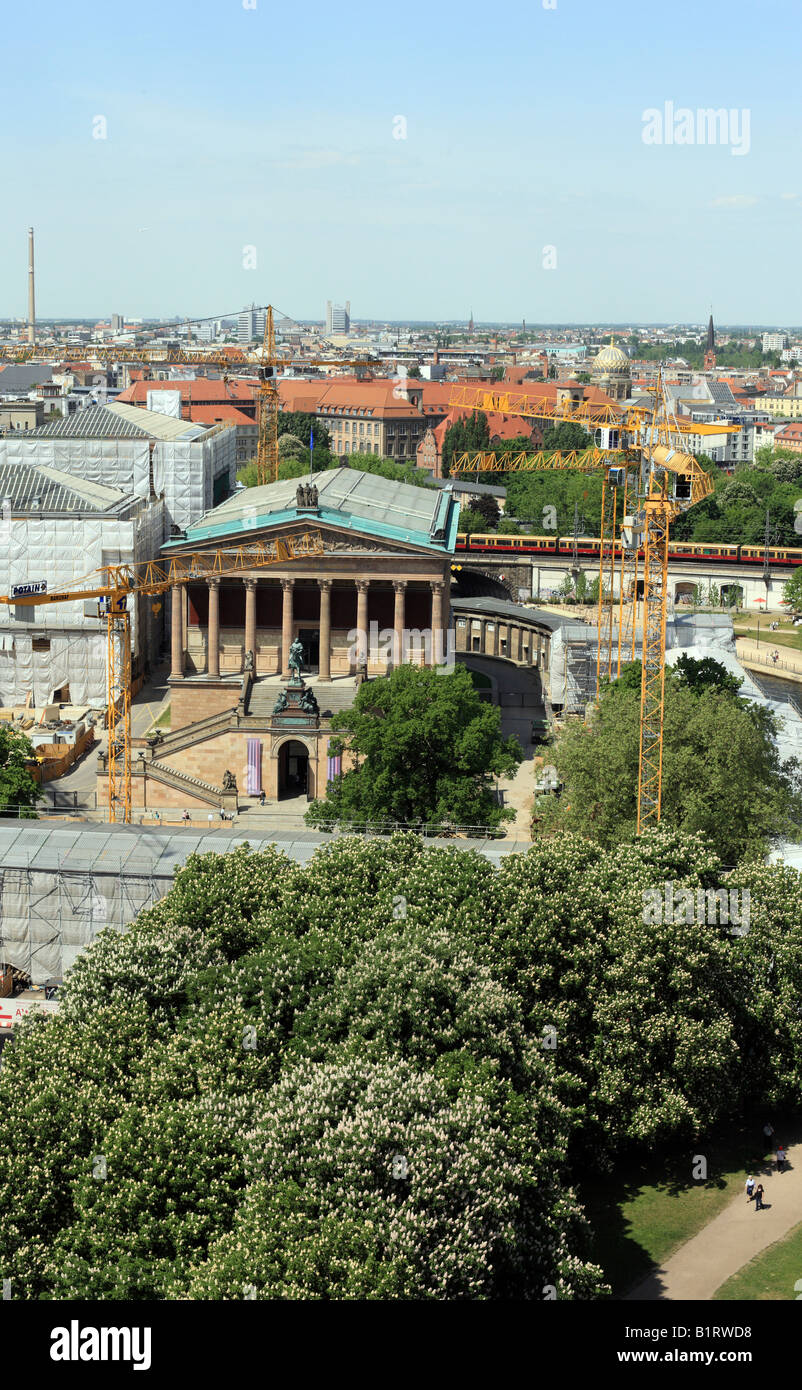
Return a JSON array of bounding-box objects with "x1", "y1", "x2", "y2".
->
[
  {"x1": 582, "y1": 1127, "x2": 773, "y2": 1296},
  {"x1": 148, "y1": 704, "x2": 171, "y2": 732},
  {"x1": 734, "y1": 627, "x2": 802, "y2": 652},
  {"x1": 714, "y1": 1221, "x2": 802, "y2": 1301}
]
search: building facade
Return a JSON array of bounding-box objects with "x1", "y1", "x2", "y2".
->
[
  {"x1": 0, "y1": 463, "x2": 164, "y2": 707},
  {"x1": 120, "y1": 467, "x2": 460, "y2": 809},
  {"x1": 11, "y1": 401, "x2": 237, "y2": 532},
  {"x1": 325, "y1": 301, "x2": 351, "y2": 335},
  {"x1": 279, "y1": 378, "x2": 445, "y2": 463},
  {"x1": 237, "y1": 304, "x2": 267, "y2": 344}
]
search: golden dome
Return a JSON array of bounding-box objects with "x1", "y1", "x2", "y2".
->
[{"x1": 592, "y1": 338, "x2": 631, "y2": 374}]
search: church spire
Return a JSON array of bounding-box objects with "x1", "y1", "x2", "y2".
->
[{"x1": 704, "y1": 309, "x2": 716, "y2": 369}]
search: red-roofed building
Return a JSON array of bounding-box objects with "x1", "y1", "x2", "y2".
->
[
  {"x1": 277, "y1": 376, "x2": 453, "y2": 463},
  {"x1": 416, "y1": 409, "x2": 543, "y2": 478},
  {"x1": 117, "y1": 378, "x2": 258, "y2": 415},
  {"x1": 774, "y1": 422, "x2": 802, "y2": 453},
  {"x1": 117, "y1": 377, "x2": 260, "y2": 463}
]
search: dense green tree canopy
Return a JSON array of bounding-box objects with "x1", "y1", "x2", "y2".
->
[
  {"x1": 441, "y1": 411, "x2": 490, "y2": 477},
  {"x1": 458, "y1": 506, "x2": 489, "y2": 536},
  {"x1": 541, "y1": 422, "x2": 593, "y2": 453},
  {"x1": 542, "y1": 660, "x2": 802, "y2": 861},
  {"x1": 0, "y1": 726, "x2": 40, "y2": 816},
  {"x1": 3, "y1": 828, "x2": 802, "y2": 1298},
  {"x1": 783, "y1": 566, "x2": 802, "y2": 610},
  {"x1": 306, "y1": 663, "x2": 522, "y2": 830}
]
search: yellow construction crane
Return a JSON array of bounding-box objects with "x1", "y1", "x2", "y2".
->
[
  {"x1": 455, "y1": 444, "x2": 638, "y2": 686},
  {"x1": 252, "y1": 307, "x2": 381, "y2": 486},
  {"x1": 0, "y1": 532, "x2": 325, "y2": 823},
  {"x1": 0, "y1": 305, "x2": 381, "y2": 489},
  {"x1": 448, "y1": 375, "x2": 738, "y2": 830}
]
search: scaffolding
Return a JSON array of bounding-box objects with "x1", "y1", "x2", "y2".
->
[{"x1": 0, "y1": 820, "x2": 540, "y2": 984}]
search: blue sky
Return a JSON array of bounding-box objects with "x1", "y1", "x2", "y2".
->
[{"x1": 1, "y1": 0, "x2": 800, "y2": 324}]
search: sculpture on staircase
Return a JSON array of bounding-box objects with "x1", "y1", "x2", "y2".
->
[{"x1": 287, "y1": 637, "x2": 305, "y2": 680}]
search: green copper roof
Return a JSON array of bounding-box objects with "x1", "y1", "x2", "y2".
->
[{"x1": 165, "y1": 467, "x2": 460, "y2": 553}]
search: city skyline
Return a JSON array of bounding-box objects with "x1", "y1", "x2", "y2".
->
[{"x1": 1, "y1": 0, "x2": 800, "y2": 321}]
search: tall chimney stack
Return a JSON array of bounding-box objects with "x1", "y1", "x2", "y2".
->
[{"x1": 27, "y1": 227, "x2": 35, "y2": 344}]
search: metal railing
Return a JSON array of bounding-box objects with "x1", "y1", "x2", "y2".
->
[
  {"x1": 748, "y1": 666, "x2": 802, "y2": 718},
  {"x1": 736, "y1": 642, "x2": 802, "y2": 677},
  {"x1": 309, "y1": 819, "x2": 510, "y2": 839}
]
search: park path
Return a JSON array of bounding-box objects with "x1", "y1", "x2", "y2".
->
[
  {"x1": 626, "y1": 1138, "x2": 802, "y2": 1300},
  {"x1": 736, "y1": 637, "x2": 802, "y2": 686}
]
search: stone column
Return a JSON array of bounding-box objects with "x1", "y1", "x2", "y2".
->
[
  {"x1": 171, "y1": 584, "x2": 184, "y2": 678},
  {"x1": 430, "y1": 580, "x2": 444, "y2": 666},
  {"x1": 319, "y1": 579, "x2": 332, "y2": 681},
  {"x1": 207, "y1": 579, "x2": 220, "y2": 678},
  {"x1": 355, "y1": 579, "x2": 369, "y2": 666},
  {"x1": 244, "y1": 579, "x2": 257, "y2": 669},
  {"x1": 393, "y1": 580, "x2": 406, "y2": 666},
  {"x1": 281, "y1": 578, "x2": 294, "y2": 675}
]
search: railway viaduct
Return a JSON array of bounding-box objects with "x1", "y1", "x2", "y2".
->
[{"x1": 457, "y1": 553, "x2": 795, "y2": 610}]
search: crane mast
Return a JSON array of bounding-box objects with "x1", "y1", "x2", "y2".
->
[
  {"x1": 449, "y1": 371, "x2": 736, "y2": 829},
  {"x1": 0, "y1": 533, "x2": 326, "y2": 822}
]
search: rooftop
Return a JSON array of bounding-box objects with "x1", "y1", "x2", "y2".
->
[
  {"x1": 168, "y1": 466, "x2": 458, "y2": 553},
  {"x1": 0, "y1": 819, "x2": 532, "y2": 874},
  {"x1": 31, "y1": 401, "x2": 208, "y2": 442},
  {"x1": 117, "y1": 379, "x2": 256, "y2": 407},
  {"x1": 451, "y1": 596, "x2": 565, "y2": 631},
  {"x1": 0, "y1": 463, "x2": 130, "y2": 514}
]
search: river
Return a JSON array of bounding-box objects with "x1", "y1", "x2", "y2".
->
[{"x1": 745, "y1": 670, "x2": 802, "y2": 707}]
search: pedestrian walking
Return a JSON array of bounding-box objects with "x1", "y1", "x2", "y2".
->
[
  {"x1": 181, "y1": 809, "x2": 190, "y2": 823},
  {"x1": 776, "y1": 1145, "x2": 786, "y2": 1173},
  {"x1": 745, "y1": 1175, "x2": 756, "y2": 1202},
  {"x1": 207, "y1": 812, "x2": 214, "y2": 827},
  {"x1": 754, "y1": 1183, "x2": 765, "y2": 1211},
  {"x1": 772, "y1": 649, "x2": 779, "y2": 665},
  {"x1": 763, "y1": 1121, "x2": 775, "y2": 1151}
]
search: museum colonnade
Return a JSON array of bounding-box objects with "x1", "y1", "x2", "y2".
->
[{"x1": 170, "y1": 575, "x2": 449, "y2": 679}]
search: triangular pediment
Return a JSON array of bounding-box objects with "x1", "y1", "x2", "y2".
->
[{"x1": 242, "y1": 521, "x2": 439, "y2": 559}]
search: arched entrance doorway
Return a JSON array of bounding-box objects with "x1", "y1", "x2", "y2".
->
[{"x1": 278, "y1": 739, "x2": 310, "y2": 800}]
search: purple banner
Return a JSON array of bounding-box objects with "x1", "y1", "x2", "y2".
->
[
  {"x1": 327, "y1": 755, "x2": 342, "y2": 783},
  {"x1": 247, "y1": 737, "x2": 261, "y2": 795}
]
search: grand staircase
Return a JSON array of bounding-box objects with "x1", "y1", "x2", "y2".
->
[
  {"x1": 131, "y1": 675, "x2": 359, "y2": 809},
  {"x1": 246, "y1": 678, "x2": 359, "y2": 719},
  {"x1": 146, "y1": 759, "x2": 223, "y2": 807}
]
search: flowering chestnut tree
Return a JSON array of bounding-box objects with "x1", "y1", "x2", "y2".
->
[{"x1": 0, "y1": 828, "x2": 800, "y2": 1299}]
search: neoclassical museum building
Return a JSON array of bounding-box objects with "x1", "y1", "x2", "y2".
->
[{"x1": 120, "y1": 468, "x2": 460, "y2": 810}]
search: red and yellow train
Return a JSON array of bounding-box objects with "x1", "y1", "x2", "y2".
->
[{"x1": 456, "y1": 533, "x2": 802, "y2": 566}]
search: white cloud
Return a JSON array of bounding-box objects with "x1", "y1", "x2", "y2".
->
[
  {"x1": 780, "y1": 192, "x2": 799, "y2": 201},
  {"x1": 709, "y1": 195, "x2": 758, "y2": 208}
]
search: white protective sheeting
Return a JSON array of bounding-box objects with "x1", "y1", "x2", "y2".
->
[
  {"x1": 0, "y1": 501, "x2": 165, "y2": 707},
  {"x1": 0, "y1": 867, "x2": 160, "y2": 982},
  {"x1": 0, "y1": 437, "x2": 151, "y2": 499},
  {"x1": 152, "y1": 429, "x2": 236, "y2": 529},
  {"x1": 0, "y1": 426, "x2": 236, "y2": 532}
]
